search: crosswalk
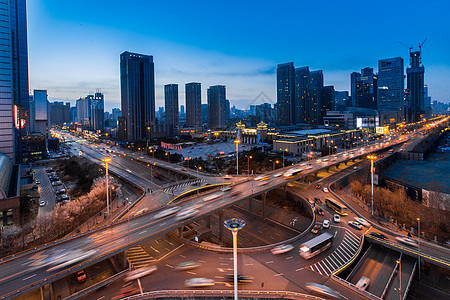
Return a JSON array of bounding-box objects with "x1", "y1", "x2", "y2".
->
[
  {"x1": 308, "y1": 229, "x2": 361, "y2": 276},
  {"x1": 163, "y1": 179, "x2": 207, "y2": 193},
  {"x1": 127, "y1": 246, "x2": 155, "y2": 269}
]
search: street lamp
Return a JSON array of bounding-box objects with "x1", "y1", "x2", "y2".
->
[
  {"x1": 282, "y1": 148, "x2": 288, "y2": 168},
  {"x1": 234, "y1": 140, "x2": 240, "y2": 175},
  {"x1": 247, "y1": 155, "x2": 252, "y2": 176},
  {"x1": 165, "y1": 152, "x2": 169, "y2": 162},
  {"x1": 102, "y1": 157, "x2": 112, "y2": 217},
  {"x1": 196, "y1": 166, "x2": 202, "y2": 194},
  {"x1": 367, "y1": 154, "x2": 377, "y2": 215},
  {"x1": 147, "y1": 126, "x2": 151, "y2": 151},
  {"x1": 224, "y1": 218, "x2": 245, "y2": 300},
  {"x1": 396, "y1": 259, "x2": 402, "y2": 300},
  {"x1": 417, "y1": 214, "x2": 421, "y2": 281}
]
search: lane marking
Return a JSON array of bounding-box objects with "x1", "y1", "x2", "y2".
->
[
  {"x1": 165, "y1": 264, "x2": 173, "y2": 268},
  {"x1": 187, "y1": 271, "x2": 196, "y2": 275},
  {"x1": 22, "y1": 274, "x2": 36, "y2": 281},
  {"x1": 139, "y1": 230, "x2": 147, "y2": 235},
  {"x1": 179, "y1": 254, "x2": 186, "y2": 258},
  {"x1": 266, "y1": 261, "x2": 274, "y2": 264},
  {"x1": 286, "y1": 256, "x2": 294, "y2": 260},
  {"x1": 245, "y1": 263, "x2": 253, "y2": 266},
  {"x1": 274, "y1": 273, "x2": 284, "y2": 277},
  {"x1": 149, "y1": 246, "x2": 160, "y2": 253},
  {"x1": 122, "y1": 282, "x2": 132, "y2": 288},
  {"x1": 296, "y1": 267, "x2": 304, "y2": 272},
  {"x1": 97, "y1": 296, "x2": 105, "y2": 300}
]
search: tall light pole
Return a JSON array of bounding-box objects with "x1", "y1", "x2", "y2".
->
[
  {"x1": 417, "y1": 214, "x2": 421, "y2": 281},
  {"x1": 367, "y1": 155, "x2": 377, "y2": 215},
  {"x1": 282, "y1": 148, "x2": 288, "y2": 167},
  {"x1": 234, "y1": 140, "x2": 240, "y2": 175},
  {"x1": 247, "y1": 155, "x2": 252, "y2": 175},
  {"x1": 147, "y1": 126, "x2": 151, "y2": 151},
  {"x1": 102, "y1": 157, "x2": 112, "y2": 217},
  {"x1": 224, "y1": 218, "x2": 245, "y2": 300},
  {"x1": 396, "y1": 258, "x2": 402, "y2": 300},
  {"x1": 196, "y1": 166, "x2": 202, "y2": 194}
]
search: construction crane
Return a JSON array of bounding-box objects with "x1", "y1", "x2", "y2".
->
[
  {"x1": 397, "y1": 40, "x2": 412, "y2": 53},
  {"x1": 419, "y1": 38, "x2": 428, "y2": 52}
]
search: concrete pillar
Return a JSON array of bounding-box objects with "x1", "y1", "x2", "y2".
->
[
  {"x1": 206, "y1": 215, "x2": 211, "y2": 228},
  {"x1": 262, "y1": 193, "x2": 267, "y2": 220},
  {"x1": 218, "y1": 210, "x2": 224, "y2": 242},
  {"x1": 179, "y1": 226, "x2": 184, "y2": 238},
  {"x1": 284, "y1": 184, "x2": 288, "y2": 199},
  {"x1": 249, "y1": 198, "x2": 253, "y2": 212}
]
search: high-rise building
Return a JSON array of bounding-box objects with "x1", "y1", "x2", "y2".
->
[
  {"x1": 90, "y1": 92, "x2": 104, "y2": 132},
  {"x1": 112, "y1": 108, "x2": 121, "y2": 121},
  {"x1": 207, "y1": 85, "x2": 226, "y2": 129},
  {"x1": 32, "y1": 90, "x2": 49, "y2": 148},
  {"x1": 180, "y1": 105, "x2": 185, "y2": 116},
  {"x1": 76, "y1": 96, "x2": 91, "y2": 127},
  {"x1": 185, "y1": 82, "x2": 202, "y2": 130},
  {"x1": 50, "y1": 102, "x2": 70, "y2": 125},
  {"x1": 201, "y1": 104, "x2": 208, "y2": 125},
  {"x1": 321, "y1": 86, "x2": 335, "y2": 122},
  {"x1": 120, "y1": 51, "x2": 155, "y2": 142},
  {"x1": 335, "y1": 91, "x2": 350, "y2": 110},
  {"x1": 255, "y1": 103, "x2": 273, "y2": 124},
  {"x1": 351, "y1": 67, "x2": 377, "y2": 109},
  {"x1": 0, "y1": 0, "x2": 29, "y2": 162},
  {"x1": 225, "y1": 99, "x2": 230, "y2": 121},
  {"x1": 294, "y1": 67, "x2": 310, "y2": 124},
  {"x1": 164, "y1": 84, "x2": 179, "y2": 135},
  {"x1": 407, "y1": 51, "x2": 425, "y2": 122},
  {"x1": 69, "y1": 106, "x2": 77, "y2": 123},
  {"x1": 308, "y1": 70, "x2": 324, "y2": 125},
  {"x1": 377, "y1": 57, "x2": 404, "y2": 124},
  {"x1": 277, "y1": 62, "x2": 295, "y2": 126}
]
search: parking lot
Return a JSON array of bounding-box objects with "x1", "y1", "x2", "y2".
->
[{"x1": 33, "y1": 166, "x2": 69, "y2": 215}]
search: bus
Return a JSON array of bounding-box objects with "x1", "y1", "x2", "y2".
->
[
  {"x1": 325, "y1": 198, "x2": 348, "y2": 216},
  {"x1": 299, "y1": 232, "x2": 334, "y2": 259}
]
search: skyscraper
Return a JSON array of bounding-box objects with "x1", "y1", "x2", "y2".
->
[
  {"x1": 407, "y1": 50, "x2": 425, "y2": 122},
  {"x1": 164, "y1": 84, "x2": 179, "y2": 136},
  {"x1": 120, "y1": 51, "x2": 155, "y2": 142},
  {"x1": 351, "y1": 67, "x2": 377, "y2": 109},
  {"x1": 294, "y1": 66, "x2": 310, "y2": 124},
  {"x1": 377, "y1": 57, "x2": 404, "y2": 124},
  {"x1": 0, "y1": 0, "x2": 29, "y2": 162},
  {"x1": 308, "y1": 70, "x2": 324, "y2": 125},
  {"x1": 277, "y1": 62, "x2": 295, "y2": 126},
  {"x1": 185, "y1": 82, "x2": 202, "y2": 130},
  {"x1": 90, "y1": 92, "x2": 104, "y2": 132},
  {"x1": 207, "y1": 85, "x2": 226, "y2": 129},
  {"x1": 321, "y1": 85, "x2": 335, "y2": 122}
]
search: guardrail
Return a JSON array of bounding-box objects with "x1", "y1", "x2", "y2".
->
[
  {"x1": 380, "y1": 252, "x2": 402, "y2": 300},
  {"x1": 345, "y1": 244, "x2": 373, "y2": 281},
  {"x1": 122, "y1": 289, "x2": 326, "y2": 299},
  {"x1": 403, "y1": 260, "x2": 417, "y2": 300}
]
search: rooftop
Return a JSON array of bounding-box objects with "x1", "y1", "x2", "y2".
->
[{"x1": 286, "y1": 128, "x2": 332, "y2": 136}]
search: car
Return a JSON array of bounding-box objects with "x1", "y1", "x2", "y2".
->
[
  {"x1": 257, "y1": 180, "x2": 269, "y2": 186},
  {"x1": 31, "y1": 185, "x2": 38, "y2": 191},
  {"x1": 353, "y1": 166, "x2": 358, "y2": 170},
  {"x1": 152, "y1": 206, "x2": 180, "y2": 219},
  {"x1": 311, "y1": 224, "x2": 321, "y2": 234},
  {"x1": 182, "y1": 168, "x2": 187, "y2": 171},
  {"x1": 35, "y1": 180, "x2": 41, "y2": 184},
  {"x1": 55, "y1": 189, "x2": 66, "y2": 195},
  {"x1": 39, "y1": 201, "x2": 46, "y2": 207},
  {"x1": 322, "y1": 219, "x2": 330, "y2": 229},
  {"x1": 60, "y1": 194, "x2": 69, "y2": 200},
  {"x1": 354, "y1": 217, "x2": 370, "y2": 227},
  {"x1": 203, "y1": 193, "x2": 221, "y2": 201},
  {"x1": 176, "y1": 208, "x2": 198, "y2": 221},
  {"x1": 226, "y1": 274, "x2": 253, "y2": 284},
  {"x1": 221, "y1": 185, "x2": 232, "y2": 192},
  {"x1": 271, "y1": 244, "x2": 294, "y2": 255},
  {"x1": 349, "y1": 221, "x2": 363, "y2": 230},
  {"x1": 52, "y1": 181, "x2": 63, "y2": 186},
  {"x1": 273, "y1": 172, "x2": 283, "y2": 178},
  {"x1": 314, "y1": 197, "x2": 322, "y2": 204},
  {"x1": 185, "y1": 277, "x2": 215, "y2": 287},
  {"x1": 76, "y1": 270, "x2": 87, "y2": 283},
  {"x1": 356, "y1": 276, "x2": 370, "y2": 291},
  {"x1": 322, "y1": 187, "x2": 329, "y2": 193},
  {"x1": 305, "y1": 282, "x2": 342, "y2": 299},
  {"x1": 369, "y1": 232, "x2": 388, "y2": 241},
  {"x1": 175, "y1": 261, "x2": 201, "y2": 271},
  {"x1": 316, "y1": 207, "x2": 324, "y2": 216},
  {"x1": 124, "y1": 265, "x2": 157, "y2": 281},
  {"x1": 333, "y1": 214, "x2": 341, "y2": 223},
  {"x1": 45, "y1": 168, "x2": 54, "y2": 173},
  {"x1": 134, "y1": 208, "x2": 149, "y2": 216},
  {"x1": 396, "y1": 237, "x2": 418, "y2": 247}
]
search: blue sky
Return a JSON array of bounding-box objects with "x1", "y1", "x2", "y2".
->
[{"x1": 28, "y1": 0, "x2": 450, "y2": 112}]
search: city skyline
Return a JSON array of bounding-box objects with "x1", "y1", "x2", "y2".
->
[{"x1": 27, "y1": 1, "x2": 450, "y2": 112}]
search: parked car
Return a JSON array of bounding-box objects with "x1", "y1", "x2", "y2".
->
[
  {"x1": 35, "y1": 180, "x2": 41, "y2": 184},
  {"x1": 315, "y1": 184, "x2": 321, "y2": 189},
  {"x1": 322, "y1": 219, "x2": 330, "y2": 229},
  {"x1": 349, "y1": 221, "x2": 363, "y2": 230},
  {"x1": 353, "y1": 166, "x2": 358, "y2": 170},
  {"x1": 39, "y1": 201, "x2": 46, "y2": 207},
  {"x1": 314, "y1": 197, "x2": 322, "y2": 204},
  {"x1": 322, "y1": 187, "x2": 329, "y2": 193},
  {"x1": 52, "y1": 181, "x2": 63, "y2": 186}
]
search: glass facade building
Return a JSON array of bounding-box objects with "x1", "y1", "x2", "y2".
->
[
  {"x1": 277, "y1": 62, "x2": 295, "y2": 126},
  {"x1": 164, "y1": 84, "x2": 179, "y2": 136},
  {"x1": 377, "y1": 57, "x2": 404, "y2": 123},
  {"x1": 207, "y1": 85, "x2": 226, "y2": 129},
  {"x1": 185, "y1": 82, "x2": 202, "y2": 130},
  {"x1": 406, "y1": 51, "x2": 425, "y2": 122},
  {"x1": 120, "y1": 51, "x2": 155, "y2": 142}
]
